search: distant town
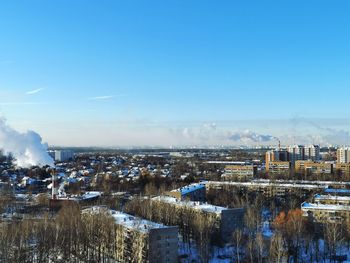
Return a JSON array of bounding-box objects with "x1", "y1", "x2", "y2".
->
[{"x1": 1, "y1": 144, "x2": 350, "y2": 262}]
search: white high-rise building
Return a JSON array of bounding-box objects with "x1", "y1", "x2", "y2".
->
[
  {"x1": 304, "y1": 145, "x2": 320, "y2": 161},
  {"x1": 337, "y1": 147, "x2": 350, "y2": 164},
  {"x1": 55, "y1": 150, "x2": 74, "y2": 162},
  {"x1": 287, "y1": 145, "x2": 305, "y2": 163}
]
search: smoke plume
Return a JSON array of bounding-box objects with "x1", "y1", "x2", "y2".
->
[
  {"x1": 228, "y1": 130, "x2": 277, "y2": 143},
  {"x1": 0, "y1": 118, "x2": 54, "y2": 168}
]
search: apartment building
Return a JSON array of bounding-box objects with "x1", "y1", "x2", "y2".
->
[
  {"x1": 295, "y1": 160, "x2": 333, "y2": 174},
  {"x1": 152, "y1": 196, "x2": 244, "y2": 242},
  {"x1": 265, "y1": 149, "x2": 288, "y2": 170},
  {"x1": 83, "y1": 206, "x2": 178, "y2": 263},
  {"x1": 304, "y1": 145, "x2": 320, "y2": 161},
  {"x1": 337, "y1": 147, "x2": 350, "y2": 164},
  {"x1": 301, "y1": 202, "x2": 350, "y2": 224},
  {"x1": 55, "y1": 150, "x2": 74, "y2": 162},
  {"x1": 222, "y1": 164, "x2": 256, "y2": 179},
  {"x1": 314, "y1": 194, "x2": 350, "y2": 206},
  {"x1": 301, "y1": 187, "x2": 350, "y2": 224},
  {"x1": 335, "y1": 163, "x2": 350, "y2": 175},
  {"x1": 167, "y1": 182, "x2": 206, "y2": 201},
  {"x1": 267, "y1": 161, "x2": 290, "y2": 173},
  {"x1": 287, "y1": 145, "x2": 305, "y2": 163},
  {"x1": 206, "y1": 180, "x2": 322, "y2": 198}
]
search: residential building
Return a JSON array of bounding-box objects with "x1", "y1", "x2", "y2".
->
[
  {"x1": 206, "y1": 180, "x2": 323, "y2": 198},
  {"x1": 265, "y1": 149, "x2": 288, "y2": 171},
  {"x1": 152, "y1": 196, "x2": 244, "y2": 242},
  {"x1": 323, "y1": 188, "x2": 350, "y2": 196},
  {"x1": 314, "y1": 194, "x2": 350, "y2": 206},
  {"x1": 302, "y1": 188, "x2": 350, "y2": 223},
  {"x1": 167, "y1": 182, "x2": 206, "y2": 201},
  {"x1": 267, "y1": 161, "x2": 290, "y2": 173},
  {"x1": 222, "y1": 164, "x2": 255, "y2": 179},
  {"x1": 55, "y1": 150, "x2": 74, "y2": 162},
  {"x1": 337, "y1": 147, "x2": 350, "y2": 164},
  {"x1": 301, "y1": 202, "x2": 350, "y2": 223},
  {"x1": 83, "y1": 206, "x2": 178, "y2": 263},
  {"x1": 287, "y1": 145, "x2": 305, "y2": 163},
  {"x1": 295, "y1": 161, "x2": 333, "y2": 174},
  {"x1": 335, "y1": 163, "x2": 350, "y2": 175},
  {"x1": 304, "y1": 145, "x2": 320, "y2": 161}
]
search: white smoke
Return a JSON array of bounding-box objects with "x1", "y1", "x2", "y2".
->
[
  {"x1": 173, "y1": 125, "x2": 277, "y2": 145},
  {"x1": 228, "y1": 130, "x2": 277, "y2": 143},
  {"x1": 0, "y1": 118, "x2": 54, "y2": 168}
]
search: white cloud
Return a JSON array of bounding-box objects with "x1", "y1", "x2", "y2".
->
[
  {"x1": 26, "y1": 88, "x2": 44, "y2": 95},
  {"x1": 88, "y1": 95, "x2": 115, "y2": 100}
]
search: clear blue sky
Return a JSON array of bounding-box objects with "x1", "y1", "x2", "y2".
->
[{"x1": 0, "y1": 1, "x2": 350, "y2": 147}]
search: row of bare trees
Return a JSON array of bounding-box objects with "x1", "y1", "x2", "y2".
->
[{"x1": 0, "y1": 204, "x2": 116, "y2": 263}]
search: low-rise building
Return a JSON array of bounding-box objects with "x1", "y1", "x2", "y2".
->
[
  {"x1": 314, "y1": 194, "x2": 350, "y2": 206},
  {"x1": 295, "y1": 161, "x2": 333, "y2": 174},
  {"x1": 323, "y1": 188, "x2": 350, "y2": 195},
  {"x1": 83, "y1": 206, "x2": 179, "y2": 263},
  {"x1": 152, "y1": 196, "x2": 244, "y2": 242},
  {"x1": 301, "y1": 202, "x2": 350, "y2": 223},
  {"x1": 222, "y1": 164, "x2": 256, "y2": 179},
  {"x1": 335, "y1": 163, "x2": 350, "y2": 175},
  {"x1": 267, "y1": 161, "x2": 290, "y2": 173},
  {"x1": 206, "y1": 180, "x2": 322, "y2": 198},
  {"x1": 167, "y1": 182, "x2": 206, "y2": 201},
  {"x1": 301, "y1": 187, "x2": 350, "y2": 224}
]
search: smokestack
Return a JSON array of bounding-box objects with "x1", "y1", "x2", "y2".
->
[{"x1": 52, "y1": 169, "x2": 58, "y2": 200}]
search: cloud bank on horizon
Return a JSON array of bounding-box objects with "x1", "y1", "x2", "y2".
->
[
  {"x1": 0, "y1": 118, "x2": 54, "y2": 168},
  {"x1": 2, "y1": 115, "x2": 350, "y2": 148}
]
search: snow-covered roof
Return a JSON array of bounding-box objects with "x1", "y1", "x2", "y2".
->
[
  {"x1": 253, "y1": 179, "x2": 350, "y2": 186},
  {"x1": 83, "y1": 206, "x2": 172, "y2": 233},
  {"x1": 324, "y1": 188, "x2": 350, "y2": 195},
  {"x1": 171, "y1": 183, "x2": 206, "y2": 195},
  {"x1": 208, "y1": 181, "x2": 321, "y2": 189},
  {"x1": 301, "y1": 202, "x2": 350, "y2": 211},
  {"x1": 314, "y1": 194, "x2": 350, "y2": 201},
  {"x1": 206, "y1": 161, "x2": 251, "y2": 165},
  {"x1": 82, "y1": 191, "x2": 102, "y2": 200},
  {"x1": 152, "y1": 196, "x2": 227, "y2": 215},
  {"x1": 54, "y1": 191, "x2": 102, "y2": 201}
]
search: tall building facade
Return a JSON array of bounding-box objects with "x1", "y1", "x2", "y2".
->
[
  {"x1": 287, "y1": 145, "x2": 305, "y2": 163},
  {"x1": 337, "y1": 147, "x2": 350, "y2": 164},
  {"x1": 304, "y1": 145, "x2": 320, "y2": 161},
  {"x1": 55, "y1": 150, "x2": 74, "y2": 162},
  {"x1": 265, "y1": 149, "x2": 288, "y2": 171},
  {"x1": 83, "y1": 207, "x2": 179, "y2": 263}
]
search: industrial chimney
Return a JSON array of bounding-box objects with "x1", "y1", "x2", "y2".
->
[{"x1": 51, "y1": 169, "x2": 59, "y2": 199}]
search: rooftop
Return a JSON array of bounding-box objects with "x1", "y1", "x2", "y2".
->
[
  {"x1": 152, "y1": 195, "x2": 228, "y2": 215},
  {"x1": 208, "y1": 181, "x2": 321, "y2": 189},
  {"x1": 83, "y1": 206, "x2": 172, "y2": 233},
  {"x1": 324, "y1": 188, "x2": 350, "y2": 195},
  {"x1": 171, "y1": 182, "x2": 206, "y2": 195},
  {"x1": 314, "y1": 194, "x2": 350, "y2": 201},
  {"x1": 55, "y1": 191, "x2": 102, "y2": 201},
  {"x1": 301, "y1": 202, "x2": 350, "y2": 211}
]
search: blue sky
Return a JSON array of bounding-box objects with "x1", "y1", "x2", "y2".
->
[{"x1": 0, "y1": 1, "x2": 350, "y2": 147}]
